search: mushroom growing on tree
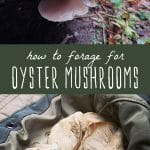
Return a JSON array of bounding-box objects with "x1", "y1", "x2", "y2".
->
[{"x1": 38, "y1": 0, "x2": 98, "y2": 22}]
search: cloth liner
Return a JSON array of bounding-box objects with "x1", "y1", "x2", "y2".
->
[{"x1": 0, "y1": 95, "x2": 44, "y2": 121}]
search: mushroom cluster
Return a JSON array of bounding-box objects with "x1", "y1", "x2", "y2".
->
[
  {"x1": 26, "y1": 112, "x2": 124, "y2": 150},
  {"x1": 38, "y1": 0, "x2": 98, "y2": 22}
]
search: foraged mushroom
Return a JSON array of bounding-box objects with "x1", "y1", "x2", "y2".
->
[
  {"x1": 25, "y1": 112, "x2": 124, "y2": 150},
  {"x1": 78, "y1": 122, "x2": 124, "y2": 150},
  {"x1": 47, "y1": 112, "x2": 124, "y2": 150},
  {"x1": 38, "y1": 0, "x2": 98, "y2": 22}
]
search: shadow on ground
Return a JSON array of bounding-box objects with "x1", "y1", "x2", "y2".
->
[{"x1": 0, "y1": 0, "x2": 67, "y2": 43}]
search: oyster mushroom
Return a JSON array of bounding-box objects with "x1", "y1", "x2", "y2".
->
[
  {"x1": 79, "y1": 122, "x2": 124, "y2": 150},
  {"x1": 38, "y1": 0, "x2": 98, "y2": 22},
  {"x1": 25, "y1": 112, "x2": 124, "y2": 150}
]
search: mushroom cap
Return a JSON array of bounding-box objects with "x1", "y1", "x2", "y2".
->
[{"x1": 38, "y1": 0, "x2": 89, "y2": 22}]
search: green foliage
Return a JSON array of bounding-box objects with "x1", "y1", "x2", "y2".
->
[
  {"x1": 110, "y1": 0, "x2": 123, "y2": 8},
  {"x1": 139, "y1": 11, "x2": 150, "y2": 20},
  {"x1": 111, "y1": 12, "x2": 139, "y2": 39},
  {"x1": 137, "y1": 38, "x2": 150, "y2": 44}
]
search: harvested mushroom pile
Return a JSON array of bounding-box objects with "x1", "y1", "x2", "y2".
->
[
  {"x1": 27, "y1": 112, "x2": 124, "y2": 150},
  {"x1": 38, "y1": 0, "x2": 98, "y2": 22}
]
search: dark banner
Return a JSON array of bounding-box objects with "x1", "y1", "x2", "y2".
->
[{"x1": 0, "y1": 45, "x2": 149, "y2": 94}]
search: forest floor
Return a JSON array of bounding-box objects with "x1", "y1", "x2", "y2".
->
[{"x1": 0, "y1": 0, "x2": 149, "y2": 44}]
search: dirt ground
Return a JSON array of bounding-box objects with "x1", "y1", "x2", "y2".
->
[{"x1": 0, "y1": 0, "x2": 101, "y2": 44}]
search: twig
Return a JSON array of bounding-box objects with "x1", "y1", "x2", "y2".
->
[
  {"x1": 74, "y1": 14, "x2": 98, "y2": 19},
  {"x1": 97, "y1": 11, "x2": 116, "y2": 18},
  {"x1": 61, "y1": 34, "x2": 73, "y2": 44},
  {"x1": 74, "y1": 11, "x2": 116, "y2": 20},
  {"x1": 103, "y1": 28, "x2": 107, "y2": 44}
]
